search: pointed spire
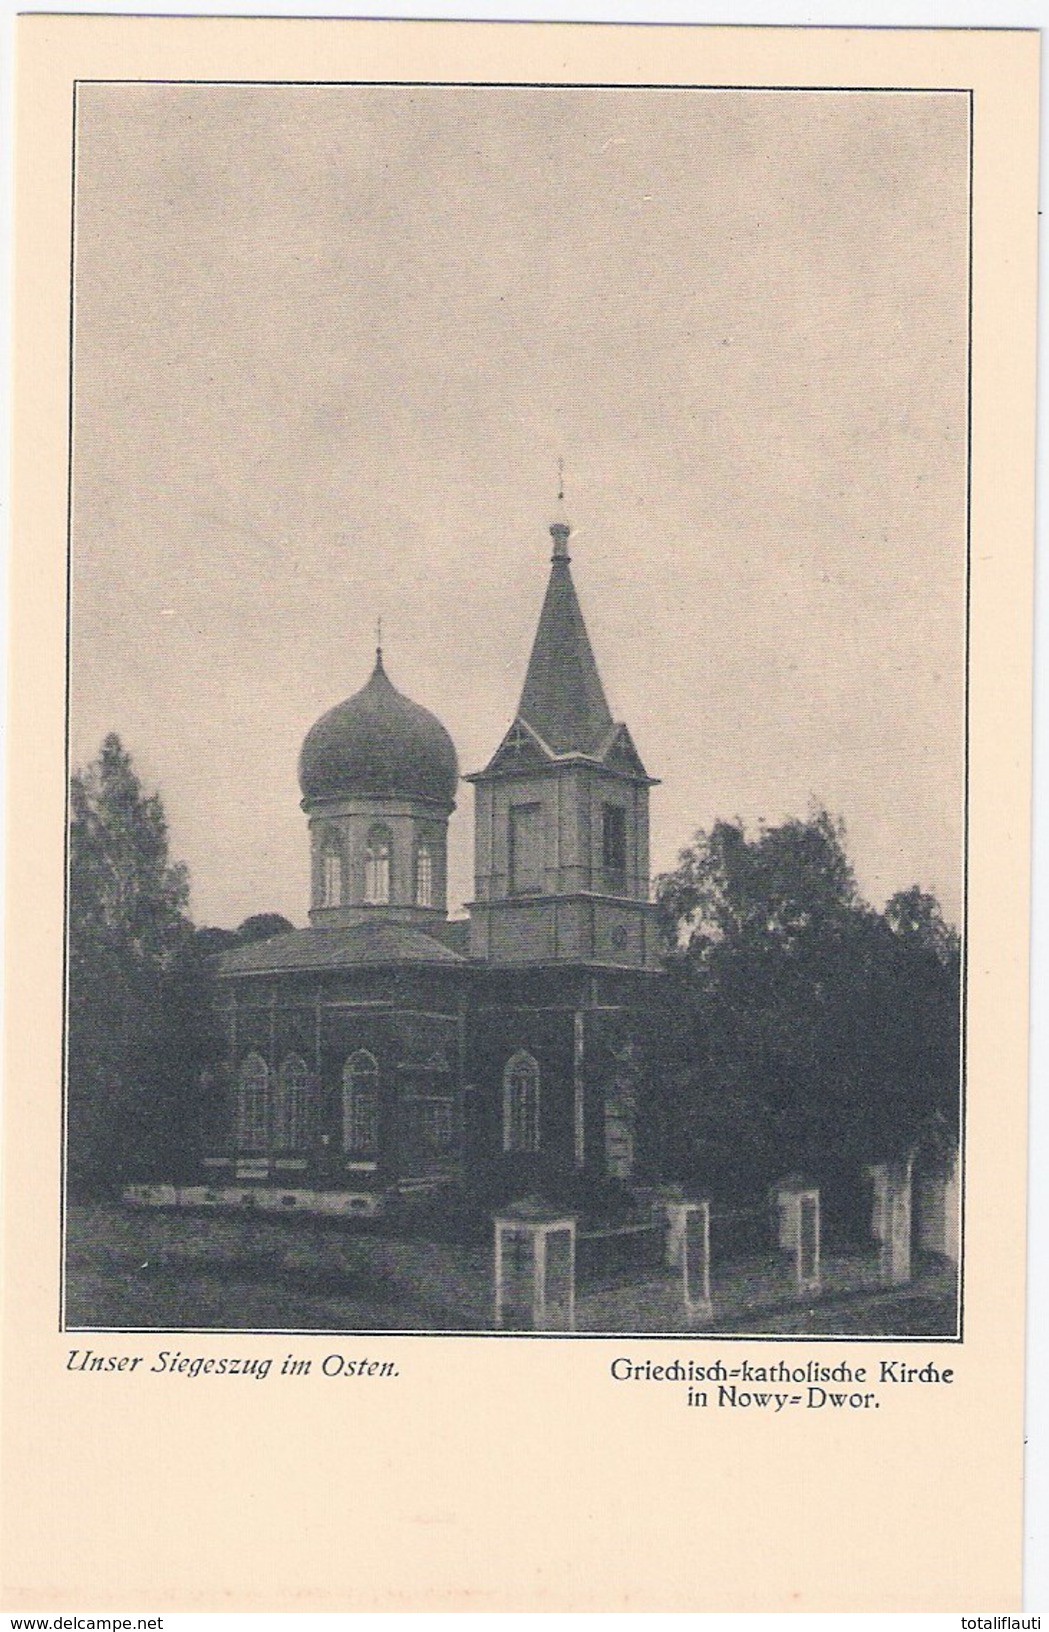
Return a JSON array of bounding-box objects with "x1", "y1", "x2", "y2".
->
[{"x1": 517, "y1": 521, "x2": 614, "y2": 755}]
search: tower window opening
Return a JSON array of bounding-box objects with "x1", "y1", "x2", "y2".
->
[
  {"x1": 415, "y1": 843, "x2": 434, "y2": 908},
  {"x1": 343, "y1": 1050, "x2": 379, "y2": 1155},
  {"x1": 503, "y1": 1049, "x2": 540, "y2": 1154},
  {"x1": 365, "y1": 827, "x2": 392, "y2": 905},
  {"x1": 602, "y1": 803, "x2": 628, "y2": 882},
  {"x1": 235, "y1": 1052, "x2": 270, "y2": 1154},
  {"x1": 320, "y1": 831, "x2": 343, "y2": 908},
  {"x1": 509, "y1": 803, "x2": 543, "y2": 895}
]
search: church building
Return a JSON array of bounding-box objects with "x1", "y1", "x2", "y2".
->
[{"x1": 208, "y1": 518, "x2": 668, "y2": 1208}]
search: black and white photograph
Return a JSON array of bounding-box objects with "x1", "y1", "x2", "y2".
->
[{"x1": 65, "y1": 79, "x2": 968, "y2": 1339}]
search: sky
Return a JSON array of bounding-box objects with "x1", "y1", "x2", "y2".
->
[{"x1": 69, "y1": 83, "x2": 970, "y2": 929}]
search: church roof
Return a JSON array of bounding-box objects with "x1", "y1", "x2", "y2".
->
[
  {"x1": 516, "y1": 522, "x2": 615, "y2": 756},
  {"x1": 298, "y1": 652, "x2": 458, "y2": 808},
  {"x1": 216, "y1": 921, "x2": 466, "y2": 977}
]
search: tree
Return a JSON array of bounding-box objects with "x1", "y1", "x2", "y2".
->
[
  {"x1": 654, "y1": 811, "x2": 960, "y2": 1215},
  {"x1": 884, "y1": 886, "x2": 960, "y2": 963},
  {"x1": 236, "y1": 913, "x2": 294, "y2": 944},
  {"x1": 657, "y1": 809, "x2": 859, "y2": 955},
  {"x1": 67, "y1": 734, "x2": 193, "y2": 1193}
]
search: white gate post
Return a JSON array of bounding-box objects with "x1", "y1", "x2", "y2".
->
[
  {"x1": 676, "y1": 1200, "x2": 713, "y2": 1325},
  {"x1": 665, "y1": 1200, "x2": 689, "y2": 1269},
  {"x1": 794, "y1": 1188, "x2": 821, "y2": 1295},
  {"x1": 493, "y1": 1200, "x2": 576, "y2": 1331},
  {"x1": 774, "y1": 1181, "x2": 821, "y2": 1296},
  {"x1": 886, "y1": 1160, "x2": 913, "y2": 1286},
  {"x1": 867, "y1": 1160, "x2": 913, "y2": 1286},
  {"x1": 772, "y1": 1176, "x2": 804, "y2": 1254}
]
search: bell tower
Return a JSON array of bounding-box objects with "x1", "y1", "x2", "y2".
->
[{"x1": 467, "y1": 520, "x2": 660, "y2": 967}]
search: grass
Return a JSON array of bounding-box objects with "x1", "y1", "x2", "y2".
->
[
  {"x1": 65, "y1": 1203, "x2": 491, "y2": 1331},
  {"x1": 64, "y1": 1202, "x2": 959, "y2": 1337}
]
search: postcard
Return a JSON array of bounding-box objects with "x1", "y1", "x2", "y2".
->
[{"x1": 2, "y1": 18, "x2": 1038, "y2": 1611}]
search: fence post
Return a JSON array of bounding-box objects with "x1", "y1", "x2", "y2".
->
[
  {"x1": 671, "y1": 1200, "x2": 713, "y2": 1325},
  {"x1": 868, "y1": 1159, "x2": 913, "y2": 1287},
  {"x1": 774, "y1": 1182, "x2": 821, "y2": 1296},
  {"x1": 772, "y1": 1176, "x2": 803, "y2": 1253},
  {"x1": 794, "y1": 1188, "x2": 821, "y2": 1295},
  {"x1": 629, "y1": 1184, "x2": 686, "y2": 1265},
  {"x1": 493, "y1": 1200, "x2": 576, "y2": 1331},
  {"x1": 665, "y1": 1200, "x2": 688, "y2": 1269}
]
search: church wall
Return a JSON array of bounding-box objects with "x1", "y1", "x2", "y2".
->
[
  {"x1": 462, "y1": 965, "x2": 669, "y2": 1182},
  {"x1": 476, "y1": 767, "x2": 649, "y2": 902},
  {"x1": 213, "y1": 959, "x2": 672, "y2": 1186},
  {"x1": 472, "y1": 781, "x2": 494, "y2": 900},
  {"x1": 636, "y1": 781, "x2": 651, "y2": 894},
  {"x1": 490, "y1": 901, "x2": 551, "y2": 963},
  {"x1": 215, "y1": 967, "x2": 466, "y2": 1179},
  {"x1": 590, "y1": 899, "x2": 651, "y2": 966},
  {"x1": 583, "y1": 1003, "x2": 665, "y2": 1181},
  {"x1": 465, "y1": 999, "x2": 578, "y2": 1171},
  {"x1": 557, "y1": 768, "x2": 588, "y2": 891},
  {"x1": 472, "y1": 896, "x2": 659, "y2": 968}
]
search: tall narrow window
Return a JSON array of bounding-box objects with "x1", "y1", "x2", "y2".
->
[
  {"x1": 235, "y1": 1052, "x2": 269, "y2": 1153},
  {"x1": 364, "y1": 827, "x2": 392, "y2": 905},
  {"x1": 502, "y1": 1050, "x2": 540, "y2": 1153},
  {"x1": 415, "y1": 843, "x2": 434, "y2": 908},
  {"x1": 275, "y1": 1054, "x2": 310, "y2": 1151},
  {"x1": 509, "y1": 803, "x2": 543, "y2": 895},
  {"x1": 320, "y1": 830, "x2": 343, "y2": 907},
  {"x1": 343, "y1": 1050, "x2": 379, "y2": 1155},
  {"x1": 602, "y1": 803, "x2": 627, "y2": 883}
]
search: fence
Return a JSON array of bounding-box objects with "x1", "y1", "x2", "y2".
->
[
  {"x1": 491, "y1": 1183, "x2": 845, "y2": 1332},
  {"x1": 576, "y1": 1219, "x2": 665, "y2": 1288}
]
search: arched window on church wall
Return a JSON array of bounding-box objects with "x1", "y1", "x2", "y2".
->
[
  {"x1": 320, "y1": 829, "x2": 343, "y2": 908},
  {"x1": 503, "y1": 1050, "x2": 540, "y2": 1154},
  {"x1": 415, "y1": 842, "x2": 434, "y2": 908},
  {"x1": 235, "y1": 1052, "x2": 269, "y2": 1153},
  {"x1": 275, "y1": 1054, "x2": 310, "y2": 1151},
  {"x1": 364, "y1": 826, "x2": 392, "y2": 905},
  {"x1": 343, "y1": 1050, "x2": 379, "y2": 1155}
]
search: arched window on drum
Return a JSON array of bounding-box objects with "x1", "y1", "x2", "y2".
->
[
  {"x1": 343, "y1": 1050, "x2": 379, "y2": 1156},
  {"x1": 502, "y1": 1050, "x2": 540, "y2": 1154},
  {"x1": 364, "y1": 826, "x2": 392, "y2": 905},
  {"x1": 319, "y1": 829, "x2": 343, "y2": 908},
  {"x1": 235, "y1": 1052, "x2": 269, "y2": 1153},
  {"x1": 276, "y1": 1054, "x2": 310, "y2": 1151},
  {"x1": 415, "y1": 842, "x2": 434, "y2": 908}
]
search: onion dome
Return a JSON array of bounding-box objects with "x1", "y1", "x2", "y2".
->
[{"x1": 298, "y1": 650, "x2": 458, "y2": 807}]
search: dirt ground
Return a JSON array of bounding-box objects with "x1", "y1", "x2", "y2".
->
[{"x1": 63, "y1": 1203, "x2": 959, "y2": 1338}]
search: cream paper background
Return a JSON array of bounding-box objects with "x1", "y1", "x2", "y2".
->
[{"x1": 2, "y1": 20, "x2": 1037, "y2": 1612}]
